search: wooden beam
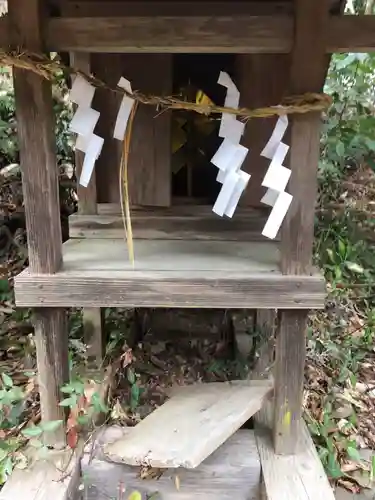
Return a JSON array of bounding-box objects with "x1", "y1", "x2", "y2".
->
[
  {"x1": 14, "y1": 240, "x2": 326, "y2": 310},
  {"x1": 2, "y1": 13, "x2": 375, "y2": 54},
  {"x1": 275, "y1": 0, "x2": 329, "y2": 455},
  {"x1": 45, "y1": 16, "x2": 294, "y2": 53},
  {"x1": 60, "y1": 1, "x2": 295, "y2": 17},
  {"x1": 9, "y1": 0, "x2": 69, "y2": 447},
  {"x1": 327, "y1": 15, "x2": 375, "y2": 52},
  {"x1": 68, "y1": 211, "x2": 273, "y2": 241}
]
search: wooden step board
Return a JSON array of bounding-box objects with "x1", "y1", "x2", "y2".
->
[
  {"x1": 256, "y1": 421, "x2": 335, "y2": 500},
  {"x1": 82, "y1": 426, "x2": 261, "y2": 500},
  {"x1": 104, "y1": 380, "x2": 273, "y2": 469}
]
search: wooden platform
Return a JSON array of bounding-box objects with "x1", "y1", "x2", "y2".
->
[
  {"x1": 81, "y1": 427, "x2": 262, "y2": 500},
  {"x1": 14, "y1": 238, "x2": 326, "y2": 309},
  {"x1": 79, "y1": 423, "x2": 335, "y2": 500}
]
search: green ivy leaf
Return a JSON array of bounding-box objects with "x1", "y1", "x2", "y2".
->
[
  {"x1": 59, "y1": 395, "x2": 78, "y2": 407},
  {"x1": 21, "y1": 426, "x2": 43, "y2": 438},
  {"x1": 29, "y1": 439, "x2": 43, "y2": 449},
  {"x1": 335, "y1": 141, "x2": 345, "y2": 158},
  {"x1": 40, "y1": 420, "x2": 63, "y2": 433},
  {"x1": 127, "y1": 368, "x2": 136, "y2": 385},
  {"x1": 345, "y1": 261, "x2": 364, "y2": 274},
  {"x1": 347, "y1": 446, "x2": 361, "y2": 462},
  {"x1": 128, "y1": 491, "x2": 142, "y2": 500},
  {"x1": 130, "y1": 384, "x2": 140, "y2": 410},
  {"x1": 1, "y1": 373, "x2": 13, "y2": 388}
]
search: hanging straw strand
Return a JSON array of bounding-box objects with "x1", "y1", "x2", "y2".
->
[{"x1": 119, "y1": 102, "x2": 138, "y2": 266}]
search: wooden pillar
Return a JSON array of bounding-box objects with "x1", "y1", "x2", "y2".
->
[
  {"x1": 236, "y1": 55, "x2": 289, "y2": 207},
  {"x1": 91, "y1": 53, "x2": 124, "y2": 204},
  {"x1": 274, "y1": 0, "x2": 329, "y2": 454},
  {"x1": 9, "y1": 0, "x2": 69, "y2": 446},
  {"x1": 70, "y1": 51, "x2": 104, "y2": 368}
]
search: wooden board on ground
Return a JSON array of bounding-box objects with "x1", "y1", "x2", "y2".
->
[
  {"x1": 82, "y1": 426, "x2": 261, "y2": 500},
  {"x1": 104, "y1": 379, "x2": 272, "y2": 469},
  {"x1": 256, "y1": 421, "x2": 335, "y2": 500},
  {"x1": 0, "y1": 446, "x2": 81, "y2": 500}
]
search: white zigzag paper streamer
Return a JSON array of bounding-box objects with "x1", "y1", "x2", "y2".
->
[
  {"x1": 113, "y1": 77, "x2": 135, "y2": 141},
  {"x1": 260, "y1": 115, "x2": 293, "y2": 239},
  {"x1": 69, "y1": 74, "x2": 103, "y2": 188},
  {"x1": 211, "y1": 72, "x2": 250, "y2": 218}
]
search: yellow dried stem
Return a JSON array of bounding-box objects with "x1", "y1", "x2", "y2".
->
[{"x1": 119, "y1": 103, "x2": 138, "y2": 266}]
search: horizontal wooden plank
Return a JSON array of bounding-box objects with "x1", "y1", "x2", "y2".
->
[
  {"x1": 327, "y1": 15, "x2": 375, "y2": 52},
  {"x1": 46, "y1": 15, "x2": 293, "y2": 53},
  {"x1": 104, "y1": 380, "x2": 273, "y2": 469},
  {"x1": 59, "y1": 0, "x2": 343, "y2": 18},
  {"x1": 256, "y1": 421, "x2": 335, "y2": 500},
  {"x1": 14, "y1": 238, "x2": 326, "y2": 308},
  {"x1": 61, "y1": 1, "x2": 295, "y2": 17},
  {"x1": 2, "y1": 13, "x2": 375, "y2": 53},
  {"x1": 97, "y1": 203, "x2": 265, "y2": 217},
  {"x1": 82, "y1": 427, "x2": 261, "y2": 500},
  {"x1": 68, "y1": 212, "x2": 275, "y2": 241}
]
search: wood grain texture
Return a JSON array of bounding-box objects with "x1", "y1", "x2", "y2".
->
[
  {"x1": 82, "y1": 427, "x2": 261, "y2": 500},
  {"x1": 9, "y1": 0, "x2": 69, "y2": 448},
  {"x1": 14, "y1": 238, "x2": 326, "y2": 309},
  {"x1": 69, "y1": 51, "x2": 97, "y2": 215},
  {"x1": 34, "y1": 309, "x2": 69, "y2": 447},
  {"x1": 275, "y1": 0, "x2": 330, "y2": 456},
  {"x1": 46, "y1": 15, "x2": 294, "y2": 53},
  {"x1": 2, "y1": 13, "x2": 375, "y2": 54},
  {"x1": 0, "y1": 446, "x2": 82, "y2": 500},
  {"x1": 104, "y1": 380, "x2": 272, "y2": 469},
  {"x1": 236, "y1": 54, "x2": 290, "y2": 207},
  {"x1": 67, "y1": 51, "x2": 104, "y2": 367},
  {"x1": 91, "y1": 53, "x2": 123, "y2": 204},
  {"x1": 82, "y1": 308, "x2": 104, "y2": 367},
  {"x1": 122, "y1": 54, "x2": 172, "y2": 207},
  {"x1": 256, "y1": 421, "x2": 335, "y2": 500},
  {"x1": 61, "y1": 1, "x2": 295, "y2": 17},
  {"x1": 68, "y1": 211, "x2": 275, "y2": 241},
  {"x1": 64, "y1": 7, "x2": 172, "y2": 207},
  {"x1": 9, "y1": 0, "x2": 63, "y2": 273},
  {"x1": 273, "y1": 310, "x2": 307, "y2": 454},
  {"x1": 280, "y1": 1, "x2": 329, "y2": 274}
]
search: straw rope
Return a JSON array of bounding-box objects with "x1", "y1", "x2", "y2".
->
[{"x1": 0, "y1": 50, "x2": 332, "y2": 119}]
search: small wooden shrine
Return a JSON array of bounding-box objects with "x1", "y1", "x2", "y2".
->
[{"x1": 2, "y1": 0, "x2": 374, "y2": 498}]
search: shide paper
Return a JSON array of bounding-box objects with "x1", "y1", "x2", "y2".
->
[
  {"x1": 211, "y1": 72, "x2": 250, "y2": 218},
  {"x1": 260, "y1": 115, "x2": 293, "y2": 239},
  {"x1": 69, "y1": 74, "x2": 103, "y2": 187},
  {"x1": 79, "y1": 134, "x2": 104, "y2": 188},
  {"x1": 113, "y1": 77, "x2": 135, "y2": 141}
]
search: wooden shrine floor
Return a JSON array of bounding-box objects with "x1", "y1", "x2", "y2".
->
[{"x1": 14, "y1": 238, "x2": 326, "y2": 309}]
